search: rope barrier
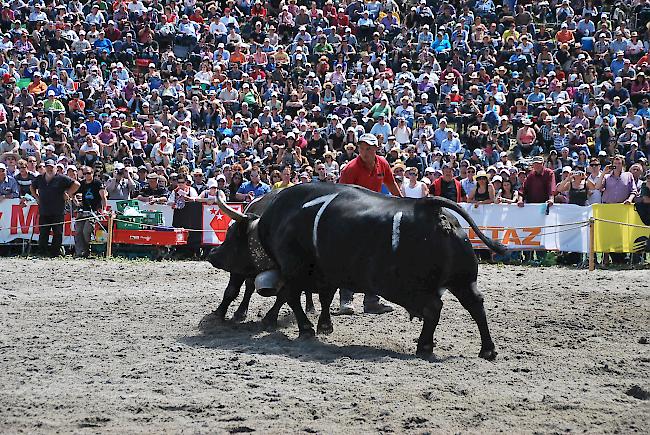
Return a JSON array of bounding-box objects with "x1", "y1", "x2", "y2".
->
[
  {"x1": 459, "y1": 220, "x2": 591, "y2": 230},
  {"x1": 110, "y1": 216, "x2": 217, "y2": 232},
  {"x1": 0, "y1": 215, "x2": 96, "y2": 233},
  {"x1": 592, "y1": 218, "x2": 650, "y2": 230}
]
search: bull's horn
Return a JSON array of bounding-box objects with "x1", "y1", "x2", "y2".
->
[{"x1": 215, "y1": 190, "x2": 248, "y2": 221}]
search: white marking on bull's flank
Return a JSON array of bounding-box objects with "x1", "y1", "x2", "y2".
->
[
  {"x1": 392, "y1": 211, "x2": 402, "y2": 252},
  {"x1": 302, "y1": 193, "x2": 339, "y2": 256}
]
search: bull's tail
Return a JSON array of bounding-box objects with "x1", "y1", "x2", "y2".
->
[{"x1": 426, "y1": 196, "x2": 508, "y2": 255}]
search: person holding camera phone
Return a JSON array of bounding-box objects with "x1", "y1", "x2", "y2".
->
[
  {"x1": 556, "y1": 167, "x2": 590, "y2": 206},
  {"x1": 596, "y1": 155, "x2": 638, "y2": 205},
  {"x1": 105, "y1": 162, "x2": 136, "y2": 200}
]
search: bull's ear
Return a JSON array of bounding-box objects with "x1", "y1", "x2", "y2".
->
[{"x1": 216, "y1": 191, "x2": 249, "y2": 221}]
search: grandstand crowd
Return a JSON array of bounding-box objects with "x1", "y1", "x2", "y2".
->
[{"x1": 0, "y1": 0, "x2": 649, "y2": 263}]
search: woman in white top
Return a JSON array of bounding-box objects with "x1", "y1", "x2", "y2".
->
[
  {"x1": 322, "y1": 151, "x2": 340, "y2": 174},
  {"x1": 586, "y1": 158, "x2": 602, "y2": 205},
  {"x1": 401, "y1": 167, "x2": 428, "y2": 198},
  {"x1": 393, "y1": 117, "x2": 411, "y2": 147}
]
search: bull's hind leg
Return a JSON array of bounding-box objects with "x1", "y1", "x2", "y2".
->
[
  {"x1": 232, "y1": 278, "x2": 255, "y2": 322},
  {"x1": 316, "y1": 288, "x2": 336, "y2": 335},
  {"x1": 449, "y1": 281, "x2": 497, "y2": 361},
  {"x1": 416, "y1": 296, "x2": 443, "y2": 357},
  {"x1": 214, "y1": 274, "x2": 246, "y2": 320}
]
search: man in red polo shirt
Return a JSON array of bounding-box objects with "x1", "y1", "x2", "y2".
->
[
  {"x1": 517, "y1": 156, "x2": 555, "y2": 208},
  {"x1": 336, "y1": 133, "x2": 402, "y2": 315},
  {"x1": 517, "y1": 155, "x2": 555, "y2": 264}
]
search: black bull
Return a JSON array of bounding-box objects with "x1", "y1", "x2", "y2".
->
[
  {"x1": 211, "y1": 192, "x2": 318, "y2": 326},
  {"x1": 209, "y1": 183, "x2": 506, "y2": 360}
]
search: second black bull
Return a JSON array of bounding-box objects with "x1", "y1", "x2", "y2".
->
[
  {"x1": 209, "y1": 183, "x2": 506, "y2": 360},
  {"x1": 210, "y1": 191, "x2": 320, "y2": 327}
]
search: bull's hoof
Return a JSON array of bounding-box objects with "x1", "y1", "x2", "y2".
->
[
  {"x1": 479, "y1": 348, "x2": 498, "y2": 361},
  {"x1": 261, "y1": 316, "x2": 278, "y2": 331},
  {"x1": 416, "y1": 344, "x2": 434, "y2": 358},
  {"x1": 298, "y1": 328, "x2": 316, "y2": 340},
  {"x1": 232, "y1": 309, "x2": 248, "y2": 323},
  {"x1": 317, "y1": 321, "x2": 333, "y2": 335}
]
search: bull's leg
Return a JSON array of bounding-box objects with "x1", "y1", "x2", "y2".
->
[
  {"x1": 451, "y1": 281, "x2": 497, "y2": 361},
  {"x1": 261, "y1": 293, "x2": 286, "y2": 330},
  {"x1": 213, "y1": 274, "x2": 246, "y2": 320},
  {"x1": 285, "y1": 285, "x2": 315, "y2": 339},
  {"x1": 232, "y1": 278, "x2": 255, "y2": 322},
  {"x1": 305, "y1": 291, "x2": 316, "y2": 313},
  {"x1": 316, "y1": 288, "x2": 336, "y2": 335},
  {"x1": 416, "y1": 297, "x2": 443, "y2": 357}
]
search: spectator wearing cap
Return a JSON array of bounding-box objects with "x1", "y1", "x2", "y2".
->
[
  {"x1": 27, "y1": 72, "x2": 47, "y2": 97},
  {"x1": 335, "y1": 131, "x2": 397, "y2": 315},
  {"x1": 30, "y1": 159, "x2": 80, "y2": 257},
  {"x1": 138, "y1": 171, "x2": 169, "y2": 204},
  {"x1": 20, "y1": 131, "x2": 42, "y2": 162},
  {"x1": 625, "y1": 143, "x2": 646, "y2": 168},
  {"x1": 517, "y1": 156, "x2": 556, "y2": 208},
  {"x1": 191, "y1": 168, "x2": 207, "y2": 194},
  {"x1": 618, "y1": 124, "x2": 639, "y2": 151},
  {"x1": 605, "y1": 76, "x2": 631, "y2": 106},
  {"x1": 0, "y1": 162, "x2": 19, "y2": 199}
]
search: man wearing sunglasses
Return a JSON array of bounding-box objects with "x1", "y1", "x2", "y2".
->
[{"x1": 74, "y1": 166, "x2": 107, "y2": 258}]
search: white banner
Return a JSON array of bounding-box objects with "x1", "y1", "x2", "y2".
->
[
  {"x1": 0, "y1": 200, "x2": 591, "y2": 252},
  {"x1": 451, "y1": 204, "x2": 591, "y2": 253}
]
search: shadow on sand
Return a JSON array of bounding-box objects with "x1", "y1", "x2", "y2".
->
[{"x1": 178, "y1": 311, "x2": 457, "y2": 364}]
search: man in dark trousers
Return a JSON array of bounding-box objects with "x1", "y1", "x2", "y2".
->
[
  {"x1": 31, "y1": 160, "x2": 80, "y2": 257},
  {"x1": 337, "y1": 133, "x2": 402, "y2": 315},
  {"x1": 74, "y1": 165, "x2": 107, "y2": 258}
]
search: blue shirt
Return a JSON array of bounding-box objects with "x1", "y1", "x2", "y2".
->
[
  {"x1": 0, "y1": 175, "x2": 20, "y2": 198},
  {"x1": 85, "y1": 120, "x2": 102, "y2": 135},
  {"x1": 237, "y1": 181, "x2": 271, "y2": 198}
]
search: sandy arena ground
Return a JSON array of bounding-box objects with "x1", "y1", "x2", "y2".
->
[{"x1": 1, "y1": 258, "x2": 649, "y2": 433}]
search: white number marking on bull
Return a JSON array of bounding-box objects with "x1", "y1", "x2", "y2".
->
[
  {"x1": 302, "y1": 193, "x2": 339, "y2": 256},
  {"x1": 392, "y1": 211, "x2": 402, "y2": 252}
]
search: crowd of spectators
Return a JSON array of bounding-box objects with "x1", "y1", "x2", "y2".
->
[{"x1": 0, "y1": 0, "x2": 649, "y2": 262}]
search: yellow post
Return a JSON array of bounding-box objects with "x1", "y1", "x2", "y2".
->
[
  {"x1": 106, "y1": 213, "x2": 114, "y2": 258},
  {"x1": 588, "y1": 218, "x2": 595, "y2": 271}
]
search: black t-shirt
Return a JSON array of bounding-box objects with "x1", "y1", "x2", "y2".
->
[
  {"x1": 14, "y1": 172, "x2": 35, "y2": 196},
  {"x1": 440, "y1": 178, "x2": 465, "y2": 202},
  {"x1": 33, "y1": 174, "x2": 74, "y2": 216},
  {"x1": 139, "y1": 185, "x2": 168, "y2": 198},
  {"x1": 79, "y1": 179, "x2": 104, "y2": 212}
]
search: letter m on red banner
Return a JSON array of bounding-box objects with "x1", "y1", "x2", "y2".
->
[{"x1": 11, "y1": 204, "x2": 39, "y2": 235}]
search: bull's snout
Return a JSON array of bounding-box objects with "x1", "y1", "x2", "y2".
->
[{"x1": 254, "y1": 270, "x2": 282, "y2": 297}]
